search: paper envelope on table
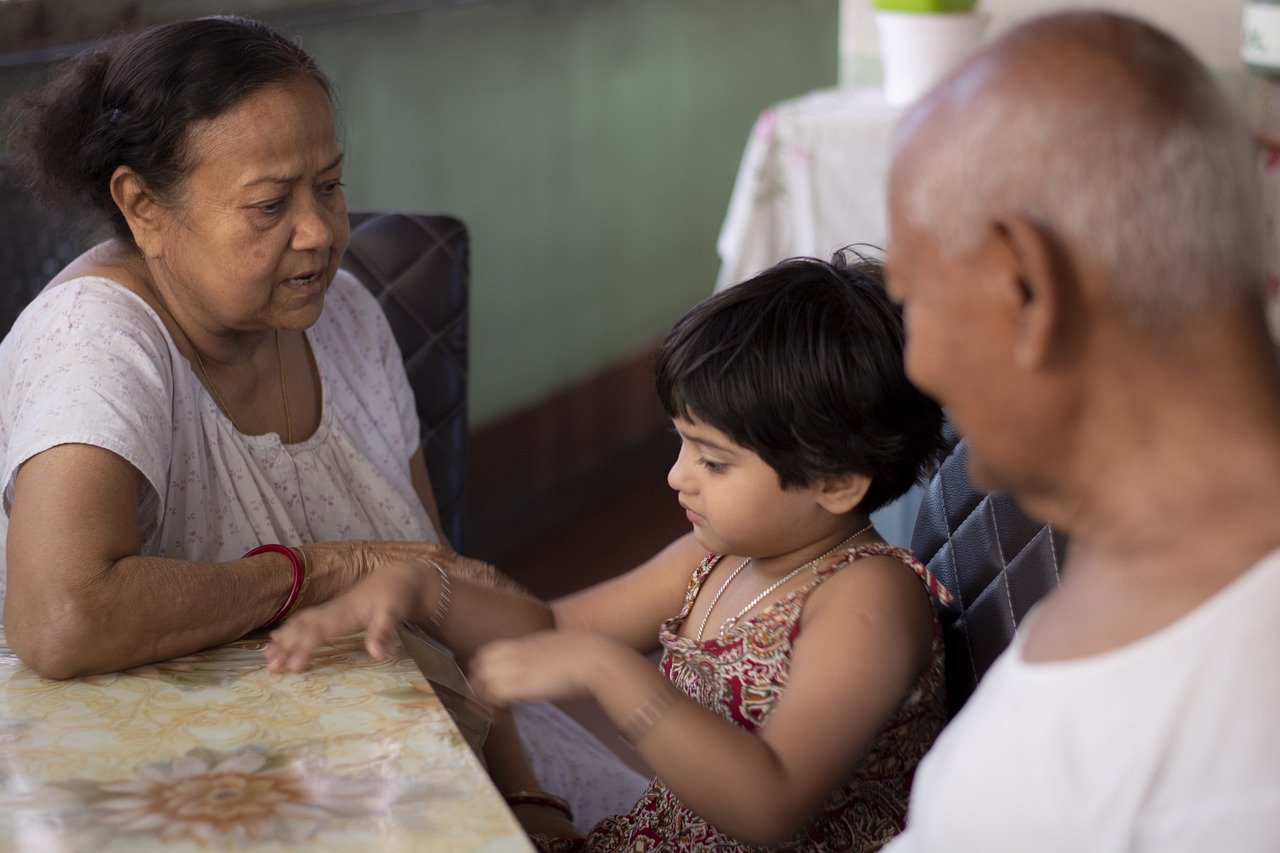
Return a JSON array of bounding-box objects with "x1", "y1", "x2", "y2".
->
[{"x1": 397, "y1": 623, "x2": 493, "y2": 756}]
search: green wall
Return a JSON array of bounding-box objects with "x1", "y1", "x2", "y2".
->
[{"x1": 1, "y1": 0, "x2": 838, "y2": 426}]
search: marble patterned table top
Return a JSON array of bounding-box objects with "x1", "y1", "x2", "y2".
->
[{"x1": 0, "y1": 634, "x2": 530, "y2": 852}]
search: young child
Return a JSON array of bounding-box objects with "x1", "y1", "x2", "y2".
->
[{"x1": 265, "y1": 251, "x2": 949, "y2": 851}]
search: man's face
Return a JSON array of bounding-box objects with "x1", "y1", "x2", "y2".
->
[{"x1": 884, "y1": 166, "x2": 1017, "y2": 492}]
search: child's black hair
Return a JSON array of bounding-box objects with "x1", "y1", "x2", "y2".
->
[{"x1": 655, "y1": 249, "x2": 944, "y2": 513}]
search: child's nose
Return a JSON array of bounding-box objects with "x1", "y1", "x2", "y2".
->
[{"x1": 667, "y1": 452, "x2": 692, "y2": 493}]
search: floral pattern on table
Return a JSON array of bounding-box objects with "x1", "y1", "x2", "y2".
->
[{"x1": 0, "y1": 634, "x2": 529, "y2": 851}]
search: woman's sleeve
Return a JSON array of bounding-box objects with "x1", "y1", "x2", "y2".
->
[{"x1": 1, "y1": 284, "x2": 174, "y2": 540}]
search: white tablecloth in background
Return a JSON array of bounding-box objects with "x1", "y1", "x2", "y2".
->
[
  {"x1": 714, "y1": 87, "x2": 921, "y2": 548},
  {"x1": 715, "y1": 86, "x2": 905, "y2": 292}
]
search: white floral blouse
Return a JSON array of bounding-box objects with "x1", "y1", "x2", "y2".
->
[{"x1": 0, "y1": 270, "x2": 435, "y2": 605}]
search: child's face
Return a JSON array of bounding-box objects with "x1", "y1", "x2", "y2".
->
[{"x1": 667, "y1": 416, "x2": 834, "y2": 559}]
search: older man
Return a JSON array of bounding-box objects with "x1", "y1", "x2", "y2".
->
[{"x1": 882, "y1": 11, "x2": 1280, "y2": 852}]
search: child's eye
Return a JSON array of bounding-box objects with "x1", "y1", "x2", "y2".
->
[{"x1": 699, "y1": 458, "x2": 726, "y2": 473}]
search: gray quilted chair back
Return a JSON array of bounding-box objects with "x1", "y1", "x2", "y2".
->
[
  {"x1": 341, "y1": 211, "x2": 470, "y2": 550},
  {"x1": 1, "y1": 164, "x2": 97, "y2": 338},
  {"x1": 910, "y1": 428, "x2": 1066, "y2": 716},
  {"x1": 0, "y1": 182, "x2": 470, "y2": 548}
]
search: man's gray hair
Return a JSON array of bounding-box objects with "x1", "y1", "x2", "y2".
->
[{"x1": 896, "y1": 12, "x2": 1267, "y2": 330}]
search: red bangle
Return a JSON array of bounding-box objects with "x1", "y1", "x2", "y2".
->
[{"x1": 245, "y1": 544, "x2": 306, "y2": 630}]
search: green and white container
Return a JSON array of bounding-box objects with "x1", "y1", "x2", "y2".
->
[
  {"x1": 1243, "y1": 0, "x2": 1280, "y2": 79},
  {"x1": 872, "y1": 0, "x2": 988, "y2": 106}
]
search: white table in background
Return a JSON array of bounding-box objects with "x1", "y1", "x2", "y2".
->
[{"x1": 715, "y1": 86, "x2": 904, "y2": 292}]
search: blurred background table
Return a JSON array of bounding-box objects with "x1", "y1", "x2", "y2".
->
[
  {"x1": 715, "y1": 86, "x2": 905, "y2": 292},
  {"x1": 715, "y1": 86, "x2": 921, "y2": 547},
  {"x1": 0, "y1": 634, "x2": 529, "y2": 852}
]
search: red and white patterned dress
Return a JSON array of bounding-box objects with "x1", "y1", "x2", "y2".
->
[{"x1": 582, "y1": 543, "x2": 947, "y2": 852}]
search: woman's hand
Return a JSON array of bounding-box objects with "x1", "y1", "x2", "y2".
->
[
  {"x1": 294, "y1": 539, "x2": 462, "y2": 605},
  {"x1": 263, "y1": 558, "x2": 436, "y2": 672},
  {"x1": 468, "y1": 631, "x2": 626, "y2": 707}
]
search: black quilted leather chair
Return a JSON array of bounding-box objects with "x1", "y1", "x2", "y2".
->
[
  {"x1": 911, "y1": 427, "x2": 1067, "y2": 716},
  {"x1": 0, "y1": 184, "x2": 470, "y2": 548},
  {"x1": 341, "y1": 212, "x2": 470, "y2": 549},
  {"x1": 1, "y1": 164, "x2": 97, "y2": 337}
]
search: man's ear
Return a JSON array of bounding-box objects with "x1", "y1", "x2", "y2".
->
[
  {"x1": 816, "y1": 471, "x2": 872, "y2": 516},
  {"x1": 989, "y1": 213, "x2": 1075, "y2": 370},
  {"x1": 109, "y1": 165, "x2": 167, "y2": 258}
]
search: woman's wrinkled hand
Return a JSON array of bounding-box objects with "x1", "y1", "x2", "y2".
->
[
  {"x1": 469, "y1": 631, "x2": 618, "y2": 707},
  {"x1": 294, "y1": 539, "x2": 457, "y2": 605},
  {"x1": 263, "y1": 558, "x2": 434, "y2": 673}
]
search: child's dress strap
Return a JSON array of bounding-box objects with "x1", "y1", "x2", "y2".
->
[{"x1": 812, "y1": 542, "x2": 954, "y2": 607}]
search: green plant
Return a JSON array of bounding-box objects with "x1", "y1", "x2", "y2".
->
[{"x1": 872, "y1": 0, "x2": 979, "y2": 12}]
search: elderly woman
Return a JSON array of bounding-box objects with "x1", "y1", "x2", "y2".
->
[
  {"x1": 1, "y1": 15, "x2": 643, "y2": 835},
  {"x1": 0, "y1": 16, "x2": 440, "y2": 677}
]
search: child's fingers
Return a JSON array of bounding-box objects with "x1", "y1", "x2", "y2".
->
[
  {"x1": 469, "y1": 640, "x2": 534, "y2": 705},
  {"x1": 263, "y1": 606, "x2": 348, "y2": 672},
  {"x1": 364, "y1": 609, "x2": 398, "y2": 660},
  {"x1": 467, "y1": 644, "x2": 502, "y2": 704}
]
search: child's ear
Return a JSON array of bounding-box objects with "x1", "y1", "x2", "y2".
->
[{"x1": 816, "y1": 472, "x2": 871, "y2": 515}]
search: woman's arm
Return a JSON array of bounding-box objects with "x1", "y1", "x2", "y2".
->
[
  {"x1": 4, "y1": 444, "x2": 463, "y2": 679},
  {"x1": 4, "y1": 444, "x2": 361, "y2": 678},
  {"x1": 470, "y1": 555, "x2": 935, "y2": 846}
]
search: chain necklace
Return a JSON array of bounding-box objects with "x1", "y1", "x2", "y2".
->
[
  {"x1": 694, "y1": 522, "x2": 875, "y2": 642},
  {"x1": 191, "y1": 329, "x2": 292, "y2": 444}
]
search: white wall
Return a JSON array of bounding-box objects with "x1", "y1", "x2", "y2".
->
[{"x1": 842, "y1": 0, "x2": 1247, "y2": 75}]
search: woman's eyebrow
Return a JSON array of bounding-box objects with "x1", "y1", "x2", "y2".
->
[{"x1": 241, "y1": 153, "x2": 345, "y2": 188}]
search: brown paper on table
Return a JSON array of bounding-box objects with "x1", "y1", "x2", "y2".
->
[{"x1": 397, "y1": 623, "x2": 493, "y2": 756}]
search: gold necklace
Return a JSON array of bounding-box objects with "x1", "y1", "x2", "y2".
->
[
  {"x1": 694, "y1": 522, "x2": 875, "y2": 642},
  {"x1": 192, "y1": 330, "x2": 292, "y2": 444}
]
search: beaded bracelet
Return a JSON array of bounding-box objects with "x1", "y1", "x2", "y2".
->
[
  {"x1": 245, "y1": 543, "x2": 306, "y2": 630},
  {"x1": 503, "y1": 789, "x2": 574, "y2": 823},
  {"x1": 425, "y1": 559, "x2": 452, "y2": 631}
]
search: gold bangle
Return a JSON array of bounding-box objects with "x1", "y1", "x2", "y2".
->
[
  {"x1": 288, "y1": 546, "x2": 312, "y2": 604},
  {"x1": 426, "y1": 559, "x2": 451, "y2": 631},
  {"x1": 503, "y1": 789, "x2": 574, "y2": 822},
  {"x1": 619, "y1": 686, "x2": 677, "y2": 746}
]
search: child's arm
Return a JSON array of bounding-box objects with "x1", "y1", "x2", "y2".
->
[
  {"x1": 263, "y1": 551, "x2": 550, "y2": 671},
  {"x1": 470, "y1": 553, "x2": 934, "y2": 846},
  {"x1": 551, "y1": 532, "x2": 706, "y2": 650},
  {"x1": 263, "y1": 533, "x2": 706, "y2": 671}
]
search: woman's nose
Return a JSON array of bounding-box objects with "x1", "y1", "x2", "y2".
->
[{"x1": 292, "y1": 197, "x2": 336, "y2": 251}]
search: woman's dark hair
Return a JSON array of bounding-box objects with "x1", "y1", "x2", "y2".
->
[
  {"x1": 5, "y1": 16, "x2": 332, "y2": 244},
  {"x1": 655, "y1": 250, "x2": 944, "y2": 513}
]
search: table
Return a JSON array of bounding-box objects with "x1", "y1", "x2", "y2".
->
[
  {"x1": 0, "y1": 634, "x2": 530, "y2": 852},
  {"x1": 715, "y1": 86, "x2": 920, "y2": 548}
]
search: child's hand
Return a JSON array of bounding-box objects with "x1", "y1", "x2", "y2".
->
[
  {"x1": 263, "y1": 560, "x2": 432, "y2": 672},
  {"x1": 469, "y1": 631, "x2": 620, "y2": 706}
]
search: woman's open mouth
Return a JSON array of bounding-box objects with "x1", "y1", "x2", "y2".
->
[{"x1": 282, "y1": 269, "x2": 326, "y2": 294}]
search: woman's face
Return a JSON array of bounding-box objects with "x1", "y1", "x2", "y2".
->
[{"x1": 149, "y1": 77, "x2": 348, "y2": 335}]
